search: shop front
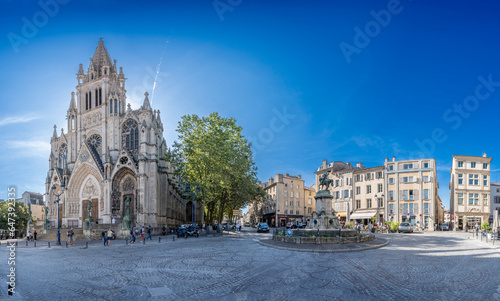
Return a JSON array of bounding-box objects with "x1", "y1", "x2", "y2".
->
[{"x1": 349, "y1": 210, "x2": 377, "y2": 226}]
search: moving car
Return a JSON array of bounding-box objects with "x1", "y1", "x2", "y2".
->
[
  {"x1": 257, "y1": 223, "x2": 270, "y2": 233},
  {"x1": 398, "y1": 222, "x2": 413, "y2": 233}
]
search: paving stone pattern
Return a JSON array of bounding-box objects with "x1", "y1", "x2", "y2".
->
[{"x1": 1, "y1": 230, "x2": 500, "y2": 300}]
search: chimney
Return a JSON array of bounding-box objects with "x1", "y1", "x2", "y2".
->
[
  {"x1": 392, "y1": 156, "x2": 396, "y2": 162},
  {"x1": 286, "y1": 173, "x2": 289, "y2": 177},
  {"x1": 323, "y1": 159, "x2": 327, "y2": 169},
  {"x1": 356, "y1": 162, "x2": 362, "y2": 168},
  {"x1": 385, "y1": 158, "x2": 389, "y2": 163},
  {"x1": 483, "y1": 152, "x2": 487, "y2": 157},
  {"x1": 298, "y1": 174, "x2": 302, "y2": 179}
]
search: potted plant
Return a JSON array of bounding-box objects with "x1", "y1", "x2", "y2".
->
[{"x1": 481, "y1": 222, "x2": 492, "y2": 239}]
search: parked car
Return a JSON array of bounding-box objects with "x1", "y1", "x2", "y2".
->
[
  {"x1": 257, "y1": 223, "x2": 270, "y2": 233},
  {"x1": 286, "y1": 222, "x2": 298, "y2": 229},
  {"x1": 244, "y1": 222, "x2": 250, "y2": 227},
  {"x1": 442, "y1": 223, "x2": 449, "y2": 231},
  {"x1": 398, "y1": 222, "x2": 413, "y2": 233}
]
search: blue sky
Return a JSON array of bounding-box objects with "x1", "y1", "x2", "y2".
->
[{"x1": 1, "y1": 0, "x2": 500, "y2": 210}]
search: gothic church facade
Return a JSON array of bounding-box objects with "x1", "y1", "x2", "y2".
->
[{"x1": 45, "y1": 40, "x2": 202, "y2": 229}]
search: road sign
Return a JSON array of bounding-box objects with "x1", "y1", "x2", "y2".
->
[
  {"x1": 233, "y1": 210, "x2": 242, "y2": 216},
  {"x1": 287, "y1": 229, "x2": 292, "y2": 236}
]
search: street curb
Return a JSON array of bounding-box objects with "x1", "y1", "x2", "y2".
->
[{"x1": 258, "y1": 238, "x2": 389, "y2": 253}]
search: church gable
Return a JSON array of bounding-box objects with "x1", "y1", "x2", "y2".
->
[
  {"x1": 74, "y1": 140, "x2": 104, "y2": 176},
  {"x1": 111, "y1": 149, "x2": 138, "y2": 179}
]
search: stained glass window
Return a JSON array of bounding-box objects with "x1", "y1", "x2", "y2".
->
[{"x1": 122, "y1": 120, "x2": 139, "y2": 151}]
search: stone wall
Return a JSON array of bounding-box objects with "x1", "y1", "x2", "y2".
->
[{"x1": 272, "y1": 234, "x2": 375, "y2": 244}]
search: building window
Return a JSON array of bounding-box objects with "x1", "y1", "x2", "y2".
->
[
  {"x1": 308, "y1": 198, "x2": 312, "y2": 205},
  {"x1": 389, "y1": 204, "x2": 394, "y2": 214},
  {"x1": 378, "y1": 198, "x2": 383, "y2": 208},
  {"x1": 471, "y1": 162, "x2": 476, "y2": 168},
  {"x1": 378, "y1": 184, "x2": 383, "y2": 193},
  {"x1": 495, "y1": 196, "x2": 500, "y2": 204},
  {"x1": 377, "y1": 171, "x2": 383, "y2": 179},
  {"x1": 284, "y1": 210, "x2": 288, "y2": 214},
  {"x1": 423, "y1": 176, "x2": 429, "y2": 182},
  {"x1": 389, "y1": 191, "x2": 394, "y2": 201},
  {"x1": 284, "y1": 191, "x2": 288, "y2": 197},
  {"x1": 458, "y1": 193, "x2": 463, "y2": 205},
  {"x1": 344, "y1": 190, "x2": 349, "y2": 198},
  {"x1": 356, "y1": 187, "x2": 361, "y2": 195},
  {"x1": 366, "y1": 185, "x2": 371, "y2": 194},
  {"x1": 308, "y1": 207, "x2": 312, "y2": 213},
  {"x1": 335, "y1": 191, "x2": 339, "y2": 199},
  {"x1": 356, "y1": 200, "x2": 361, "y2": 209},
  {"x1": 290, "y1": 192, "x2": 294, "y2": 198},
  {"x1": 122, "y1": 120, "x2": 139, "y2": 151},
  {"x1": 469, "y1": 193, "x2": 479, "y2": 205},
  {"x1": 290, "y1": 201, "x2": 294, "y2": 207},
  {"x1": 483, "y1": 163, "x2": 488, "y2": 169},
  {"x1": 404, "y1": 190, "x2": 414, "y2": 201},
  {"x1": 423, "y1": 162, "x2": 429, "y2": 168},
  {"x1": 469, "y1": 174, "x2": 479, "y2": 185},
  {"x1": 404, "y1": 203, "x2": 408, "y2": 214},
  {"x1": 366, "y1": 173, "x2": 371, "y2": 180},
  {"x1": 483, "y1": 175, "x2": 488, "y2": 186},
  {"x1": 403, "y1": 164, "x2": 413, "y2": 169},
  {"x1": 389, "y1": 165, "x2": 394, "y2": 171},
  {"x1": 409, "y1": 203, "x2": 414, "y2": 214},
  {"x1": 424, "y1": 203, "x2": 429, "y2": 214},
  {"x1": 59, "y1": 144, "x2": 67, "y2": 169},
  {"x1": 389, "y1": 178, "x2": 394, "y2": 184},
  {"x1": 297, "y1": 201, "x2": 300, "y2": 207},
  {"x1": 458, "y1": 161, "x2": 463, "y2": 167},
  {"x1": 367, "y1": 199, "x2": 372, "y2": 208},
  {"x1": 458, "y1": 174, "x2": 463, "y2": 184},
  {"x1": 297, "y1": 193, "x2": 300, "y2": 199},
  {"x1": 424, "y1": 189, "x2": 429, "y2": 200},
  {"x1": 87, "y1": 134, "x2": 102, "y2": 155},
  {"x1": 483, "y1": 194, "x2": 488, "y2": 205}
]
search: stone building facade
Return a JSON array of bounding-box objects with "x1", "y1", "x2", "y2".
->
[
  {"x1": 450, "y1": 154, "x2": 491, "y2": 230},
  {"x1": 45, "y1": 40, "x2": 202, "y2": 229}
]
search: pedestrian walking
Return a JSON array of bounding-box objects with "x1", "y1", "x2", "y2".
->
[
  {"x1": 67, "y1": 228, "x2": 74, "y2": 246},
  {"x1": 141, "y1": 226, "x2": 145, "y2": 241},
  {"x1": 112, "y1": 217, "x2": 116, "y2": 224},
  {"x1": 102, "y1": 228, "x2": 108, "y2": 246},
  {"x1": 34, "y1": 230, "x2": 37, "y2": 241},
  {"x1": 130, "y1": 227, "x2": 136, "y2": 244},
  {"x1": 147, "y1": 226, "x2": 152, "y2": 240},
  {"x1": 107, "y1": 229, "x2": 113, "y2": 246}
]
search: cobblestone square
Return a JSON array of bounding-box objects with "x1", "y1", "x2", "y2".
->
[{"x1": 1, "y1": 230, "x2": 500, "y2": 300}]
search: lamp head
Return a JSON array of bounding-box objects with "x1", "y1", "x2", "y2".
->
[{"x1": 51, "y1": 185, "x2": 56, "y2": 191}]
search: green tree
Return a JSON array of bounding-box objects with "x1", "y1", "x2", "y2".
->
[
  {"x1": 168, "y1": 113, "x2": 264, "y2": 224},
  {"x1": 0, "y1": 201, "x2": 34, "y2": 235}
]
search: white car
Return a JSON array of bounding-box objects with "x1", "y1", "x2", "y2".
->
[{"x1": 398, "y1": 222, "x2": 413, "y2": 233}]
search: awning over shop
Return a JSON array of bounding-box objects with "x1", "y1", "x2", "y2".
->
[
  {"x1": 349, "y1": 211, "x2": 377, "y2": 220},
  {"x1": 336, "y1": 212, "x2": 347, "y2": 217}
]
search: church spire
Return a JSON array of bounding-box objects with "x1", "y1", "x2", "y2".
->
[
  {"x1": 52, "y1": 125, "x2": 57, "y2": 140},
  {"x1": 89, "y1": 39, "x2": 112, "y2": 78},
  {"x1": 141, "y1": 92, "x2": 152, "y2": 111},
  {"x1": 68, "y1": 92, "x2": 76, "y2": 111}
]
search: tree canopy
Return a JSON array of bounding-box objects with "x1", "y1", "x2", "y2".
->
[
  {"x1": 0, "y1": 201, "x2": 34, "y2": 235},
  {"x1": 168, "y1": 112, "x2": 265, "y2": 223}
]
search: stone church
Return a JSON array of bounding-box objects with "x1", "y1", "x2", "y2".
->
[{"x1": 45, "y1": 40, "x2": 202, "y2": 230}]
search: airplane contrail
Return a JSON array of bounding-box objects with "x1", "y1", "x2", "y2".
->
[{"x1": 151, "y1": 40, "x2": 169, "y2": 105}]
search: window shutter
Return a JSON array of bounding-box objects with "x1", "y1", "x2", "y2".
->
[
  {"x1": 414, "y1": 189, "x2": 419, "y2": 200},
  {"x1": 414, "y1": 204, "x2": 418, "y2": 213},
  {"x1": 400, "y1": 190, "x2": 404, "y2": 199},
  {"x1": 399, "y1": 204, "x2": 404, "y2": 214}
]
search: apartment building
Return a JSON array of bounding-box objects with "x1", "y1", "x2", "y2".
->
[
  {"x1": 351, "y1": 166, "x2": 385, "y2": 224},
  {"x1": 257, "y1": 173, "x2": 315, "y2": 227},
  {"x1": 490, "y1": 183, "x2": 500, "y2": 223},
  {"x1": 450, "y1": 154, "x2": 492, "y2": 230},
  {"x1": 385, "y1": 157, "x2": 439, "y2": 230}
]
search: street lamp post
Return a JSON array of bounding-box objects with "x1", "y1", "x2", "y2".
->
[
  {"x1": 51, "y1": 183, "x2": 65, "y2": 245},
  {"x1": 374, "y1": 193, "x2": 384, "y2": 225},
  {"x1": 304, "y1": 205, "x2": 306, "y2": 224},
  {"x1": 186, "y1": 184, "x2": 200, "y2": 227}
]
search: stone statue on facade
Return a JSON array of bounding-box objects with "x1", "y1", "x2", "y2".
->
[{"x1": 122, "y1": 196, "x2": 131, "y2": 230}]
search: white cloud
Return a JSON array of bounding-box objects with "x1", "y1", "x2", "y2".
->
[
  {"x1": 0, "y1": 114, "x2": 41, "y2": 126},
  {"x1": 5, "y1": 140, "x2": 51, "y2": 158}
]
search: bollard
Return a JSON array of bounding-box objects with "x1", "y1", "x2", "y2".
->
[
  {"x1": 66, "y1": 241, "x2": 68, "y2": 248},
  {"x1": 143, "y1": 238, "x2": 145, "y2": 245},
  {"x1": 159, "y1": 237, "x2": 161, "y2": 243},
  {"x1": 16, "y1": 241, "x2": 18, "y2": 247},
  {"x1": 339, "y1": 229, "x2": 341, "y2": 238},
  {"x1": 48, "y1": 242, "x2": 51, "y2": 248},
  {"x1": 173, "y1": 236, "x2": 175, "y2": 241},
  {"x1": 126, "y1": 239, "x2": 128, "y2": 245},
  {"x1": 34, "y1": 241, "x2": 36, "y2": 247},
  {"x1": 26, "y1": 241, "x2": 28, "y2": 247},
  {"x1": 86, "y1": 242, "x2": 88, "y2": 248}
]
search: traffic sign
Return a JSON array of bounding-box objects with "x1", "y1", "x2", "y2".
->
[{"x1": 286, "y1": 229, "x2": 292, "y2": 236}]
